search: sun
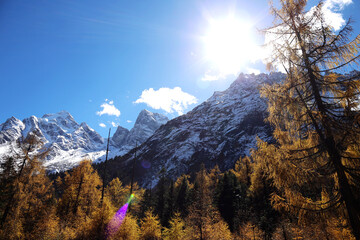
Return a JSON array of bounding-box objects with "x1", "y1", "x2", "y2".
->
[{"x1": 203, "y1": 16, "x2": 257, "y2": 76}]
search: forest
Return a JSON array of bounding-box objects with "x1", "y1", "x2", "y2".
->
[
  {"x1": 1, "y1": 0, "x2": 360, "y2": 239},
  {"x1": 0, "y1": 147, "x2": 357, "y2": 239}
]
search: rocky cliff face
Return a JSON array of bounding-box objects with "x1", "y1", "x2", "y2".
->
[
  {"x1": 110, "y1": 110, "x2": 169, "y2": 156},
  {"x1": 106, "y1": 72, "x2": 284, "y2": 187}
]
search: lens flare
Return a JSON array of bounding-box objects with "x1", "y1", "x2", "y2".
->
[
  {"x1": 106, "y1": 195, "x2": 135, "y2": 238},
  {"x1": 106, "y1": 203, "x2": 129, "y2": 238},
  {"x1": 141, "y1": 160, "x2": 151, "y2": 169}
]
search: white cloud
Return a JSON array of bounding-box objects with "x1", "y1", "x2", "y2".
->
[
  {"x1": 134, "y1": 87, "x2": 198, "y2": 115},
  {"x1": 246, "y1": 68, "x2": 261, "y2": 75},
  {"x1": 99, "y1": 123, "x2": 106, "y2": 128},
  {"x1": 127, "y1": 120, "x2": 132, "y2": 123},
  {"x1": 324, "y1": 0, "x2": 352, "y2": 10},
  {"x1": 262, "y1": 0, "x2": 352, "y2": 71},
  {"x1": 96, "y1": 102, "x2": 120, "y2": 117},
  {"x1": 111, "y1": 121, "x2": 117, "y2": 127},
  {"x1": 109, "y1": 100, "x2": 114, "y2": 104},
  {"x1": 201, "y1": 72, "x2": 223, "y2": 82},
  {"x1": 321, "y1": 0, "x2": 352, "y2": 31}
]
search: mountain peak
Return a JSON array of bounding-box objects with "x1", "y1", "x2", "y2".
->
[
  {"x1": 106, "y1": 72, "x2": 284, "y2": 187},
  {"x1": 0, "y1": 111, "x2": 105, "y2": 172},
  {"x1": 140, "y1": 109, "x2": 151, "y2": 114},
  {"x1": 42, "y1": 110, "x2": 73, "y2": 120},
  {"x1": 111, "y1": 126, "x2": 130, "y2": 148},
  {"x1": 135, "y1": 109, "x2": 168, "y2": 126},
  {"x1": 137, "y1": 109, "x2": 154, "y2": 121},
  {"x1": 111, "y1": 110, "x2": 168, "y2": 152},
  {"x1": 2, "y1": 116, "x2": 23, "y2": 131}
]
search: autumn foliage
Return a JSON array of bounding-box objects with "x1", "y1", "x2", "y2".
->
[{"x1": 1, "y1": 0, "x2": 360, "y2": 239}]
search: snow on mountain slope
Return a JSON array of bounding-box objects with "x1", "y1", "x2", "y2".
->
[
  {"x1": 0, "y1": 117, "x2": 25, "y2": 143},
  {"x1": 105, "y1": 72, "x2": 285, "y2": 187},
  {"x1": 110, "y1": 110, "x2": 169, "y2": 156},
  {"x1": 0, "y1": 110, "x2": 168, "y2": 172}
]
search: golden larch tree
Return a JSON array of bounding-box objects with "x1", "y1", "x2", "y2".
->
[{"x1": 258, "y1": 0, "x2": 360, "y2": 238}]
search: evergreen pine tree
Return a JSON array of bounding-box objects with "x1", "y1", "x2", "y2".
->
[
  {"x1": 155, "y1": 168, "x2": 167, "y2": 226},
  {"x1": 163, "y1": 180, "x2": 175, "y2": 227},
  {"x1": 174, "y1": 175, "x2": 191, "y2": 218},
  {"x1": 218, "y1": 172, "x2": 237, "y2": 232}
]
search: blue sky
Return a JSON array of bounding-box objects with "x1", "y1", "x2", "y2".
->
[{"x1": 0, "y1": 0, "x2": 359, "y2": 137}]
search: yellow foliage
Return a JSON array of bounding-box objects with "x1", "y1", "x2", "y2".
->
[
  {"x1": 271, "y1": 218, "x2": 355, "y2": 240},
  {"x1": 30, "y1": 209, "x2": 61, "y2": 239},
  {"x1": 236, "y1": 222, "x2": 264, "y2": 240},
  {"x1": 231, "y1": 156, "x2": 251, "y2": 185},
  {"x1": 206, "y1": 219, "x2": 233, "y2": 240},
  {"x1": 262, "y1": 0, "x2": 360, "y2": 237},
  {"x1": 57, "y1": 160, "x2": 103, "y2": 235},
  {"x1": 0, "y1": 153, "x2": 54, "y2": 239},
  {"x1": 140, "y1": 210, "x2": 162, "y2": 240},
  {"x1": 106, "y1": 177, "x2": 127, "y2": 208},
  {"x1": 112, "y1": 214, "x2": 140, "y2": 240},
  {"x1": 162, "y1": 212, "x2": 187, "y2": 240},
  {"x1": 123, "y1": 182, "x2": 145, "y2": 216}
]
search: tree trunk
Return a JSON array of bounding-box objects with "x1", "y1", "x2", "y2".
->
[
  {"x1": 293, "y1": 18, "x2": 360, "y2": 239},
  {"x1": 73, "y1": 175, "x2": 84, "y2": 215}
]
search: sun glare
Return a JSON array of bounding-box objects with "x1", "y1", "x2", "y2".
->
[{"x1": 203, "y1": 16, "x2": 258, "y2": 77}]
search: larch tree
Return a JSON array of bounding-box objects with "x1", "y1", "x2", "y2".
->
[
  {"x1": 57, "y1": 160, "x2": 102, "y2": 234},
  {"x1": 21, "y1": 159, "x2": 54, "y2": 239},
  {"x1": 231, "y1": 156, "x2": 252, "y2": 186},
  {"x1": 0, "y1": 134, "x2": 43, "y2": 230},
  {"x1": 186, "y1": 165, "x2": 230, "y2": 240},
  {"x1": 162, "y1": 212, "x2": 187, "y2": 240},
  {"x1": 237, "y1": 222, "x2": 264, "y2": 240},
  {"x1": 139, "y1": 209, "x2": 162, "y2": 240},
  {"x1": 105, "y1": 177, "x2": 127, "y2": 208},
  {"x1": 123, "y1": 182, "x2": 144, "y2": 216},
  {"x1": 186, "y1": 165, "x2": 213, "y2": 240},
  {"x1": 112, "y1": 213, "x2": 140, "y2": 240},
  {"x1": 258, "y1": 0, "x2": 360, "y2": 238},
  {"x1": 0, "y1": 136, "x2": 53, "y2": 239}
]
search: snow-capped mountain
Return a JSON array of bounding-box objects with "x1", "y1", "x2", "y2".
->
[
  {"x1": 104, "y1": 72, "x2": 285, "y2": 187},
  {"x1": 0, "y1": 110, "x2": 168, "y2": 172},
  {"x1": 1, "y1": 72, "x2": 284, "y2": 186},
  {"x1": 111, "y1": 110, "x2": 169, "y2": 155}
]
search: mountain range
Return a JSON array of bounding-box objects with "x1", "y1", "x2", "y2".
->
[
  {"x1": 99, "y1": 72, "x2": 284, "y2": 187},
  {"x1": 0, "y1": 109, "x2": 168, "y2": 172},
  {"x1": 0, "y1": 72, "x2": 285, "y2": 186}
]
